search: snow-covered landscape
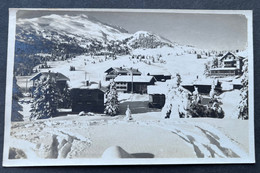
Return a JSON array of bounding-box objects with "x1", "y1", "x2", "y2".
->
[{"x1": 5, "y1": 10, "x2": 252, "y2": 165}]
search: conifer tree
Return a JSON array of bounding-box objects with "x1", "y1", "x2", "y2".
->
[
  {"x1": 238, "y1": 59, "x2": 248, "y2": 119},
  {"x1": 104, "y1": 80, "x2": 119, "y2": 116},
  {"x1": 58, "y1": 83, "x2": 71, "y2": 108},
  {"x1": 30, "y1": 76, "x2": 60, "y2": 120}
]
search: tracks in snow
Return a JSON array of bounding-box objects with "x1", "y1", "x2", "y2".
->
[{"x1": 143, "y1": 120, "x2": 248, "y2": 158}]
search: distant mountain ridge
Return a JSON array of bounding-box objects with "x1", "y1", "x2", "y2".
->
[{"x1": 16, "y1": 14, "x2": 175, "y2": 51}]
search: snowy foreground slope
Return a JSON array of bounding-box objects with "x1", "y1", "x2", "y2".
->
[{"x1": 9, "y1": 112, "x2": 248, "y2": 159}]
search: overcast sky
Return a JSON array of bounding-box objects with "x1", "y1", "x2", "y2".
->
[{"x1": 17, "y1": 10, "x2": 248, "y2": 51}]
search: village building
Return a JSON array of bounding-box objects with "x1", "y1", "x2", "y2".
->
[
  {"x1": 104, "y1": 67, "x2": 142, "y2": 81},
  {"x1": 210, "y1": 52, "x2": 244, "y2": 76},
  {"x1": 181, "y1": 78, "x2": 222, "y2": 95},
  {"x1": 29, "y1": 72, "x2": 70, "y2": 93},
  {"x1": 147, "y1": 81, "x2": 168, "y2": 108},
  {"x1": 147, "y1": 72, "x2": 171, "y2": 82},
  {"x1": 70, "y1": 82, "x2": 107, "y2": 113},
  {"x1": 114, "y1": 75, "x2": 156, "y2": 94}
]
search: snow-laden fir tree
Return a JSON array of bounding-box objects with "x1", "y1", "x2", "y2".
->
[
  {"x1": 238, "y1": 58, "x2": 248, "y2": 120},
  {"x1": 104, "y1": 80, "x2": 119, "y2": 116},
  {"x1": 58, "y1": 83, "x2": 71, "y2": 108},
  {"x1": 30, "y1": 75, "x2": 60, "y2": 120},
  {"x1": 188, "y1": 83, "x2": 224, "y2": 118},
  {"x1": 207, "y1": 83, "x2": 224, "y2": 118},
  {"x1": 162, "y1": 73, "x2": 190, "y2": 119}
]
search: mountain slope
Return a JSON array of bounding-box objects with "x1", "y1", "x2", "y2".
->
[
  {"x1": 16, "y1": 14, "x2": 131, "y2": 46},
  {"x1": 126, "y1": 31, "x2": 174, "y2": 49}
]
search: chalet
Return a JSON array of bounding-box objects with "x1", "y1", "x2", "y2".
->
[
  {"x1": 70, "y1": 83, "x2": 107, "y2": 113},
  {"x1": 30, "y1": 72, "x2": 70, "y2": 92},
  {"x1": 210, "y1": 52, "x2": 244, "y2": 76},
  {"x1": 105, "y1": 67, "x2": 142, "y2": 81},
  {"x1": 181, "y1": 79, "x2": 222, "y2": 95},
  {"x1": 114, "y1": 75, "x2": 156, "y2": 94},
  {"x1": 147, "y1": 72, "x2": 171, "y2": 82}
]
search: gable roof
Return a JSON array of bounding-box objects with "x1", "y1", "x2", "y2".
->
[
  {"x1": 105, "y1": 67, "x2": 142, "y2": 75},
  {"x1": 148, "y1": 81, "x2": 192, "y2": 95},
  {"x1": 114, "y1": 75, "x2": 155, "y2": 83},
  {"x1": 30, "y1": 72, "x2": 70, "y2": 81},
  {"x1": 71, "y1": 85, "x2": 107, "y2": 93},
  {"x1": 105, "y1": 67, "x2": 127, "y2": 73},
  {"x1": 181, "y1": 78, "x2": 218, "y2": 86},
  {"x1": 220, "y1": 52, "x2": 244, "y2": 62},
  {"x1": 126, "y1": 68, "x2": 142, "y2": 75}
]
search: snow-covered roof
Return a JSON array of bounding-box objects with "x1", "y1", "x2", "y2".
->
[
  {"x1": 30, "y1": 72, "x2": 70, "y2": 81},
  {"x1": 105, "y1": 67, "x2": 142, "y2": 75},
  {"x1": 114, "y1": 75, "x2": 154, "y2": 83},
  {"x1": 148, "y1": 81, "x2": 192, "y2": 95},
  {"x1": 181, "y1": 78, "x2": 217, "y2": 86},
  {"x1": 147, "y1": 70, "x2": 171, "y2": 76},
  {"x1": 147, "y1": 82, "x2": 169, "y2": 94},
  {"x1": 71, "y1": 83, "x2": 107, "y2": 92},
  {"x1": 126, "y1": 68, "x2": 142, "y2": 75},
  {"x1": 219, "y1": 52, "x2": 245, "y2": 62}
]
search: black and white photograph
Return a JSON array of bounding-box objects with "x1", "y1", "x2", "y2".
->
[{"x1": 3, "y1": 8, "x2": 254, "y2": 166}]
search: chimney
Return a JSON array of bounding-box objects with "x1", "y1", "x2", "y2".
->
[{"x1": 86, "y1": 80, "x2": 89, "y2": 86}]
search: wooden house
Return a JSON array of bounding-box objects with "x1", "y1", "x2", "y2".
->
[
  {"x1": 105, "y1": 67, "x2": 142, "y2": 81},
  {"x1": 147, "y1": 72, "x2": 171, "y2": 82},
  {"x1": 147, "y1": 82, "x2": 167, "y2": 108},
  {"x1": 210, "y1": 52, "x2": 244, "y2": 77},
  {"x1": 181, "y1": 79, "x2": 222, "y2": 95},
  {"x1": 30, "y1": 72, "x2": 70, "y2": 92},
  {"x1": 114, "y1": 75, "x2": 156, "y2": 94},
  {"x1": 70, "y1": 84, "x2": 106, "y2": 113},
  {"x1": 148, "y1": 94, "x2": 165, "y2": 109}
]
